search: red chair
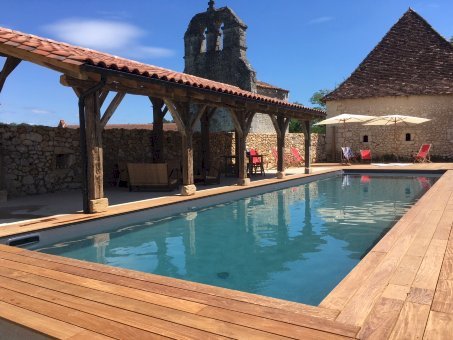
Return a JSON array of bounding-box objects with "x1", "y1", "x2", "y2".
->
[
  {"x1": 413, "y1": 144, "x2": 432, "y2": 163},
  {"x1": 360, "y1": 149, "x2": 372, "y2": 163},
  {"x1": 290, "y1": 147, "x2": 304, "y2": 166},
  {"x1": 249, "y1": 149, "x2": 265, "y2": 175},
  {"x1": 271, "y1": 147, "x2": 292, "y2": 167}
]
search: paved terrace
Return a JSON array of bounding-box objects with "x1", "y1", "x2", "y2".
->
[{"x1": 0, "y1": 163, "x2": 452, "y2": 339}]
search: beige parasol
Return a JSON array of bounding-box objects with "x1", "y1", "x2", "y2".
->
[{"x1": 364, "y1": 115, "x2": 431, "y2": 160}]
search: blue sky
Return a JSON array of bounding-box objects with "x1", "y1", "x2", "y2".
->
[{"x1": 0, "y1": 0, "x2": 451, "y2": 126}]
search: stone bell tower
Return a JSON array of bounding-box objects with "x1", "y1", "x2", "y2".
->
[{"x1": 184, "y1": 0, "x2": 257, "y2": 93}]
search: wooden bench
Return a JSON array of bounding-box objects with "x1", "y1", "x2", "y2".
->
[{"x1": 127, "y1": 163, "x2": 179, "y2": 191}]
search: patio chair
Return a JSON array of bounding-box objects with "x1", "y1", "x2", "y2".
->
[
  {"x1": 271, "y1": 147, "x2": 292, "y2": 168},
  {"x1": 413, "y1": 144, "x2": 432, "y2": 163},
  {"x1": 127, "y1": 163, "x2": 179, "y2": 191},
  {"x1": 194, "y1": 166, "x2": 221, "y2": 185},
  {"x1": 249, "y1": 149, "x2": 265, "y2": 175},
  {"x1": 341, "y1": 147, "x2": 356, "y2": 165},
  {"x1": 360, "y1": 149, "x2": 372, "y2": 163},
  {"x1": 290, "y1": 147, "x2": 305, "y2": 166}
]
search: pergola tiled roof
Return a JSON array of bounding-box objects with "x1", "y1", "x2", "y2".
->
[
  {"x1": 0, "y1": 26, "x2": 322, "y2": 117},
  {"x1": 325, "y1": 9, "x2": 453, "y2": 101}
]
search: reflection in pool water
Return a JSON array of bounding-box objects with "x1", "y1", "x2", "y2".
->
[{"x1": 39, "y1": 174, "x2": 438, "y2": 305}]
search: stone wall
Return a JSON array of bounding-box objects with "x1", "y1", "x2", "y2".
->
[
  {"x1": 0, "y1": 123, "x2": 325, "y2": 197},
  {"x1": 325, "y1": 95, "x2": 453, "y2": 161},
  {"x1": 243, "y1": 133, "x2": 326, "y2": 169},
  {"x1": 0, "y1": 124, "x2": 81, "y2": 196}
]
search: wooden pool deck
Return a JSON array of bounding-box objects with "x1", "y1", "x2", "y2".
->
[{"x1": 0, "y1": 163, "x2": 452, "y2": 339}]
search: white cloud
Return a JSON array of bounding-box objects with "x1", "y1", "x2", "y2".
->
[
  {"x1": 308, "y1": 16, "x2": 333, "y2": 25},
  {"x1": 43, "y1": 19, "x2": 174, "y2": 59},
  {"x1": 31, "y1": 109, "x2": 53, "y2": 115},
  {"x1": 24, "y1": 107, "x2": 54, "y2": 115}
]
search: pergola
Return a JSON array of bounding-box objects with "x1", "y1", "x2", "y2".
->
[{"x1": 0, "y1": 27, "x2": 325, "y2": 213}]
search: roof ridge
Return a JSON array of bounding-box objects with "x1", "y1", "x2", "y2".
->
[{"x1": 325, "y1": 9, "x2": 453, "y2": 101}]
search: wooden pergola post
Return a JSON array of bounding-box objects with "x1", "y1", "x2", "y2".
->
[
  {"x1": 149, "y1": 97, "x2": 167, "y2": 163},
  {"x1": 200, "y1": 107, "x2": 215, "y2": 178},
  {"x1": 74, "y1": 79, "x2": 125, "y2": 214},
  {"x1": 302, "y1": 120, "x2": 312, "y2": 174},
  {"x1": 164, "y1": 99, "x2": 206, "y2": 195},
  {"x1": 270, "y1": 115, "x2": 290, "y2": 179},
  {"x1": 0, "y1": 56, "x2": 21, "y2": 202},
  {"x1": 230, "y1": 110, "x2": 255, "y2": 186},
  {"x1": 82, "y1": 90, "x2": 108, "y2": 213}
]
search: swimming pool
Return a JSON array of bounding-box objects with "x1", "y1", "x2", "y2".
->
[{"x1": 37, "y1": 173, "x2": 438, "y2": 305}]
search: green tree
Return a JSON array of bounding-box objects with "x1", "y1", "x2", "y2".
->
[{"x1": 289, "y1": 89, "x2": 330, "y2": 133}]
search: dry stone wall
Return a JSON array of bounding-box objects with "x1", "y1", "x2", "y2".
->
[{"x1": 0, "y1": 123, "x2": 325, "y2": 197}]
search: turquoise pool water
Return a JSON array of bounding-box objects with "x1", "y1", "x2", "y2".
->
[{"x1": 38, "y1": 173, "x2": 438, "y2": 305}]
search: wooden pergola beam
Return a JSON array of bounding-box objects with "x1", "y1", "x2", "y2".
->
[
  {"x1": 301, "y1": 120, "x2": 312, "y2": 174},
  {"x1": 270, "y1": 115, "x2": 291, "y2": 178},
  {"x1": 0, "y1": 57, "x2": 21, "y2": 93},
  {"x1": 100, "y1": 91, "x2": 126, "y2": 128},
  {"x1": 149, "y1": 97, "x2": 166, "y2": 163},
  {"x1": 98, "y1": 89, "x2": 110, "y2": 108},
  {"x1": 61, "y1": 74, "x2": 323, "y2": 121}
]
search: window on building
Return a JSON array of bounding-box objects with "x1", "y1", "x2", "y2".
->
[
  {"x1": 217, "y1": 24, "x2": 225, "y2": 51},
  {"x1": 363, "y1": 135, "x2": 369, "y2": 143},
  {"x1": 200, "y1": 28, "x2": 208, "y2": 53},
  {"x1": 405, "y1": 133, "x2": 412, "y2": 141},
  {"x1": 55, "y1": 154, "x2": 70, "y2": 169}
]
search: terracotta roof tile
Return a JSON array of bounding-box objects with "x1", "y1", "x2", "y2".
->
[
  {"x1": 325, "y1": 9, "x2": 453, "y2": 101},
  {"x1": 256, "y1": 80, "x2": 289, "y2": 92},
  {"x1": 0, "y1": 25, "x2": 323, "y2": 116}
]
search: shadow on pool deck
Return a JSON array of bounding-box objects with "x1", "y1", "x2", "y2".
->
[{"x1": 1, "y1": 167, "x2": 326, "y2": 225}]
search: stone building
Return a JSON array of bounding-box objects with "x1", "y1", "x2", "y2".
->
[
  {"x1": 184, "y1": 1, "x2": 290, "y2": 133},
  {"x1": 324, "y1": 9, "x2": 453, "y2": 161}
]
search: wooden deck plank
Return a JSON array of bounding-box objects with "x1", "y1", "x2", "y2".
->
[
  {"x1": 0, "y1": 300, "x2": 114, "y2": 340},
  {"x1": 0, "y1": 248, "x2": 358, "y2": 339},
  {"x1": 0, "y1": 245, "x2": 339, "y2": 320},
  {"x1": 355, "y1": 297, "x2": 403, "y2": 340},
  {"x1": 388, "y1": 301, "x2": 430, "y2": 340},
  {"x1": 431, "y1": 279, "x2": 453, "y2": 314},
  {"x1": 0, "y1": 286, "x2": 173, "y2": 339},
  {"x1": 0, "y1": 274, "x2": 295, "y2": 340},
  {"x1": 388, "y1": 255, "x2": 423, "y2": 287},
  {"x1": 320, "y1": 251, "x2": 386, "y2": 311},
  {"x1": 412, "y1": 239, "x2": 448, "y2": 290},
  {"x1": 0, "y1": 265, "x2": 349, "y2": 340},
  {"x1": 423, "y1": 311, "x2": 453, "y2": 340},
  {"x1": 0, "y1": 247, "x2": 358, "y2": 337},
  {"x1": 406, "y1": 287, "x2": 435, "y2": 305}
]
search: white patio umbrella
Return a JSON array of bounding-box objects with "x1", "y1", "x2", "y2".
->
[
  {"x1": 314, "y1": 113, "x2": 377, "y2": 126},
  {"x1": 314, "y1": 114, "x2": 377, "y2": 149},
  {"x1": 364, "y1": 115, "x2": 431, "y2": 160}
]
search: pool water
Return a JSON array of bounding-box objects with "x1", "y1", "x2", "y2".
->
[{"x1": 39, "y1": 174, "x2": 438, "y2": 305}]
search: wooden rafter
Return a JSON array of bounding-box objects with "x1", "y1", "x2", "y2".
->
[
  {"x1": 100, "y1": 91, "x2": 126, "y2": 128},
  {"x1": 190, "y1": 104, "x2": 208, "y2": 129},
  {"x1": 229, "y1": 109, "x2": 244, "y2": 137},
  {"x1": 98, "y1": 89, "x2": 110, "y2": 108},
  {"x1": 163, "y1": 98, "x2": 187, "y2": 136},
  {"x1": 0, "y1": 57, "x2": 21, "y2": 93}
]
